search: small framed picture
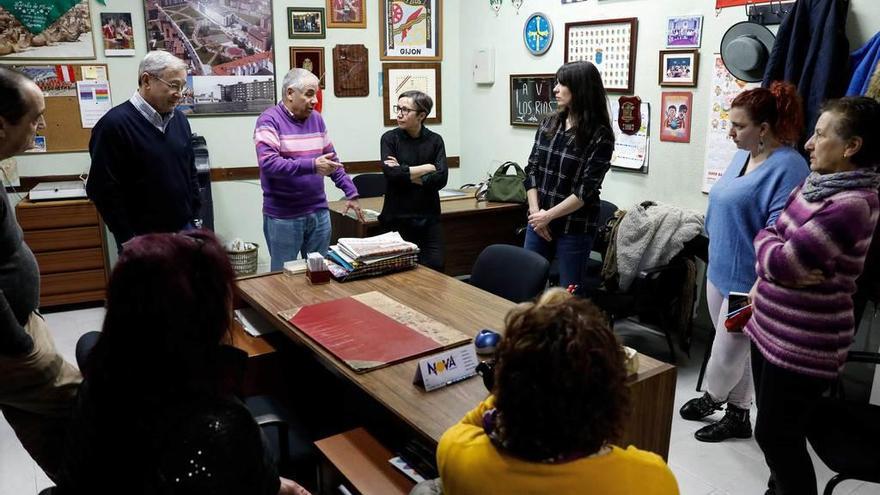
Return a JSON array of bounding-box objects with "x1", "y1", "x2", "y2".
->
[
  {"x1": 290, "y1": 47, "x2": 325, "y2": 89},
  {"x1": 288, "y1": 7, "x2": 326, "y2": 39},
  {"x1": 326, "y1": 0, "x2": 366, "y2": 28},
  {"x1": 100, "y1": 13, "x2": 136, "y2": 57},
  {"x1": 564, "y1": 17, "x2": 638, "y2": 94},
  {"x1": 379, "y1": 0, "x2": 442, "y2": 61},
  {"x1": 659, "y1": 50, "x2": 699, "y2": 87},
  {"x1": 666, "y1": 15, "x2": 702, "y2": 48},
  {"x1": 660, "y1": 91, "x2": 693, "y2": 143},
  {"x1": 382, "y1": 63, "x2": 441, "y2": 125}
]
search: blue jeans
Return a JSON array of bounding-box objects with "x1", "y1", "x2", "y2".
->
[
  {"x1": 263, "y1": 210, "x2": 331, "y2": 271},
  {"x1": 524, "y1": 226, "x2": 594, "y2": 289}
]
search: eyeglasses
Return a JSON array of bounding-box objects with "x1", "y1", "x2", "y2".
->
[
  {"x1": 150, "y1": 74, "x2": 188, "y2": 93},
  {"x1": 393, "y1": 105, "x2": 417, "y2": 115}
]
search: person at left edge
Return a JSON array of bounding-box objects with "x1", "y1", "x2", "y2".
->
[
  {"x1": 87, "y1": 51, "x2": 202, "y2": 251},
  {"x1": 254, "y1": 68, "x2": 363, "y2": 271}
]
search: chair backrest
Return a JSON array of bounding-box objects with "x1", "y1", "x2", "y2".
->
[
  {"x1": 592, "y1": 200, "x2": 619, "y2": 255},
  {"x1": 75, "y1": 330, "x2": 101, "y2": 377},
  {"x1": 469, "y1": 244, "x2": 550, "y2": 303},
  {"x1": 352, "y1": 173, "x2": 386, "y2": 198}
]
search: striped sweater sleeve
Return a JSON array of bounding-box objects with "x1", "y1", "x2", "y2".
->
[
  {"x1": 755, "y1": 195, "x2": 876, "y2": 286},
  {"x1": 254, "y1": 116, "x2": 316, "y2": 177}
]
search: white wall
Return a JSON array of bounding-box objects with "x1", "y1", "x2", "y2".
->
[
  {"x1": 456, "y1": 0, "x2": 880, "y2": 214},
  {"x1": 10, "y1": 0, "x2": 462, "y2": 269},
  {"x1": 8, "y1": 0, "x2": 880, "y2": 270}
]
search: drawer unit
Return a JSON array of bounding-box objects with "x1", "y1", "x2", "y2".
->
[{"x1": 15, "y1": 199, "x2": 109, "y2": 308}]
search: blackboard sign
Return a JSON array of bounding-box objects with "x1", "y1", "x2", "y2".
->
[{"x1": 510, "y1": 73, "x2": 557, "y2": 127}]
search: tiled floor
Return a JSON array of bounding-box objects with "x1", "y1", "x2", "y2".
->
[{"x1": 1, "y1": 307, "x2": 878, "y2": 495}]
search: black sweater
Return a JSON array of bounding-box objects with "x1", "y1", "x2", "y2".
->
[
  {"x1": 0, "y1": 188, "x2": 38, "y2": 355},
  {"x1": 379, "y1": 126, "x2": 448, "y2": 223},
  {"x1": 87, "y1": 102, "x2": 200, "y2": 244}
]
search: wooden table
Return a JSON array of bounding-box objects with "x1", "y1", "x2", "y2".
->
[
  {"x1": 236, "y1": 267, "x2": 677, "y2": 459},
  {"x1": 315, "y1": 428, "x2": 414, "y2": 495},
  {"x1": 328, "y1": 195, "x2": 527, "y2": 277}
]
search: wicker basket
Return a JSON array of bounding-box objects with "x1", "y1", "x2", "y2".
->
[{"x1": 227, "y1": 242, "x2": 259, "y2": 276}]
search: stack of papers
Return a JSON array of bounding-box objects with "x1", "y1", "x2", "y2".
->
[{"x1": 326, "y1": 232, "x2": 420, "y2": 281}]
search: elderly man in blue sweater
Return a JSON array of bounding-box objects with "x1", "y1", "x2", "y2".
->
[{"x1": 87, "y1": 51, "x2": 201, "y2": 249}]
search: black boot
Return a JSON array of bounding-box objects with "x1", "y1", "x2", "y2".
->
[
  {"x1": 694, "y1": 404, "x2": 752, "y2": 442},
  {"x1": 679, "y1": 392, "x2": 724, "y2": 420}
]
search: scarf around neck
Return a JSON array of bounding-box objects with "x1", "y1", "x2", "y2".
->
[{"x1": 800, "y1": 167, "x2": 880, "y2": 202}]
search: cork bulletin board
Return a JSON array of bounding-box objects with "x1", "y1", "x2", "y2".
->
[{"x1": 5, "y1": 63, "x2": 110, "y2": 154}]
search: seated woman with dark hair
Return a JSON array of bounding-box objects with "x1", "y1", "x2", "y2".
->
[
  {"x1": 434, "y1": 289, "x2": 678, "y2": 495},
  {"x1": 56, "y1": 231, "x2": 309, "y2": 495}
]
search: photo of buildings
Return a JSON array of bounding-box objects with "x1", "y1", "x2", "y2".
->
[{"x1": 144, "y1": 0, "x2": 275, "y2": 114}]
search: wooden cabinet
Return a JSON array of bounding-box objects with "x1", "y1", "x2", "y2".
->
[{"x1": 15, "y1": 198, "x2": 109, "y2": 308}]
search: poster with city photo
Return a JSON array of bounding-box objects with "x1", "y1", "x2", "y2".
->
[
  {"x1": 100, "y1": 13, "x2": 135, "y2": 56},
  {"x1": 0, "y1": 0, "x2": 95, "y2": 60},
  {"x1": 143, "y1": 0, "x2": 276, "y2": 116}
]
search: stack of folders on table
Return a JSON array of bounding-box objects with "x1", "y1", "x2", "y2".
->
[{"x1": 325, "y1": 231, "x2": 420, "y2": 281}]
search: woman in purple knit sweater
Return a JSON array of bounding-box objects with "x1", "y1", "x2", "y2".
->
[{"x1": 744, "y1": 96, "x2": 880, "y2": 495}]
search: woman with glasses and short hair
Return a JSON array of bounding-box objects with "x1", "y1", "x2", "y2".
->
[
  {"x1": 379, "y1": 90, "x2": 448, "y2": 271},
  {"x1": 523, "y1": 61, "x2": 615, "y2": 289}
]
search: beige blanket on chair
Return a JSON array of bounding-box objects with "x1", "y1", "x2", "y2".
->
[{"x1": 615, "y1": 202, "x2": 704, "y2": 290}]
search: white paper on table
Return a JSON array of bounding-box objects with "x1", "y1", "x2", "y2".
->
[
  {"x1": 701, "y1": 54, "x2": 759, "y2": 193},
  {"x1": 234, "y1": 308, "x2": 278, "y2": 337},
  {"x1": 610, "y1": 100, "x2": 650, "y2": 171}
]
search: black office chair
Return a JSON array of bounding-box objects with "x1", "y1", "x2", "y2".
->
[
  {"x1": 586, "y1": 233, "x2": 706, "y2": 363},
  {"x1": 807, "y1": 351, "x2": 880, "y2": 495},
  {"x1": 352, "y1": 173, "x2": 386, "y2": 198},
  {"x1": 73, "y1": 331, "x2": 316, "y2": 486},
  {"x1": 469, "y1": 244, "x2": 550, "y2": 303}
]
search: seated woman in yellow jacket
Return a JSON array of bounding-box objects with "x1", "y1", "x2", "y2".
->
[{"x1": 435, "y1": 288, "x2": 678, "y2": 495}]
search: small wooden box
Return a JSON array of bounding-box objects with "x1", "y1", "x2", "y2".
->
[{"x1": 306, "y1": 269, "x2": 331, "y2": 284}]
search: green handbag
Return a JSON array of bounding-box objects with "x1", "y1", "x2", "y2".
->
[{"x1": 486, "y1": 161, "x2": 527, "y2": 203}]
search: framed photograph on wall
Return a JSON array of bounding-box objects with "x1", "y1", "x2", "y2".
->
[
  {"x1": 659, "y1": 50, "x2": 699, "y2": 87},
  {"x1": 564, "y1": 17, "x2": 638, "y2": 94},
  {"x1": 326, "y1": 0, "x2": 366, "y2": 28},
  {"x1": 659, "y1": 91, "x2": 693, "y2": 143},
  {"x1": 288, "y1": 7, "x2": 326, "y2": 39},
  {"x1": 290, "y1": 47, "x2": 325, "y2": 88},
  {"x1": 100, "y1": 13, "x2": 135, "y2": 57},
  {"x1": 0, "y1": 0, "x2": 95, "y2": 60},
  {"x1": 144, "y1": 0, "x2": 276, "y2": 116},
  {"x1": 379, "y1": 0, "x2": 442, "y2": 61},
  {"x1": 382, "y1": 62, "x2": 441, "y2": 125},
  {"x1": 666, "y1": 15, "x2": 702, "y2": 48}
]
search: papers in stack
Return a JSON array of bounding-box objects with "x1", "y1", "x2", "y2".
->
[{"x1": 326, "y1": 232, "x2": 419, "y2": 281}]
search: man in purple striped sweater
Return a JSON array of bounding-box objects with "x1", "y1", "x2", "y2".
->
[
  {"x1": 744, "y1": 97, "x2": 880, "y2": 495},
  {"x1": 254, "y1": 68, "x2": 363, "y2": 271}
]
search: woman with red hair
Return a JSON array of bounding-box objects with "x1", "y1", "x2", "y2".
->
[{"x1": 679, "y1": 82, "x2": 809, "y2": 442}]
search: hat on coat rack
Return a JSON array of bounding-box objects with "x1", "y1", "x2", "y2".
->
[{"x1": 720, "y1": 21, "x2": 776, "y2": 82}]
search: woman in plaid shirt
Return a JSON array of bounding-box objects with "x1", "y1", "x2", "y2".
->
[{"x1": 524, "y1": 61, "x2": 615, "y2": 288}]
